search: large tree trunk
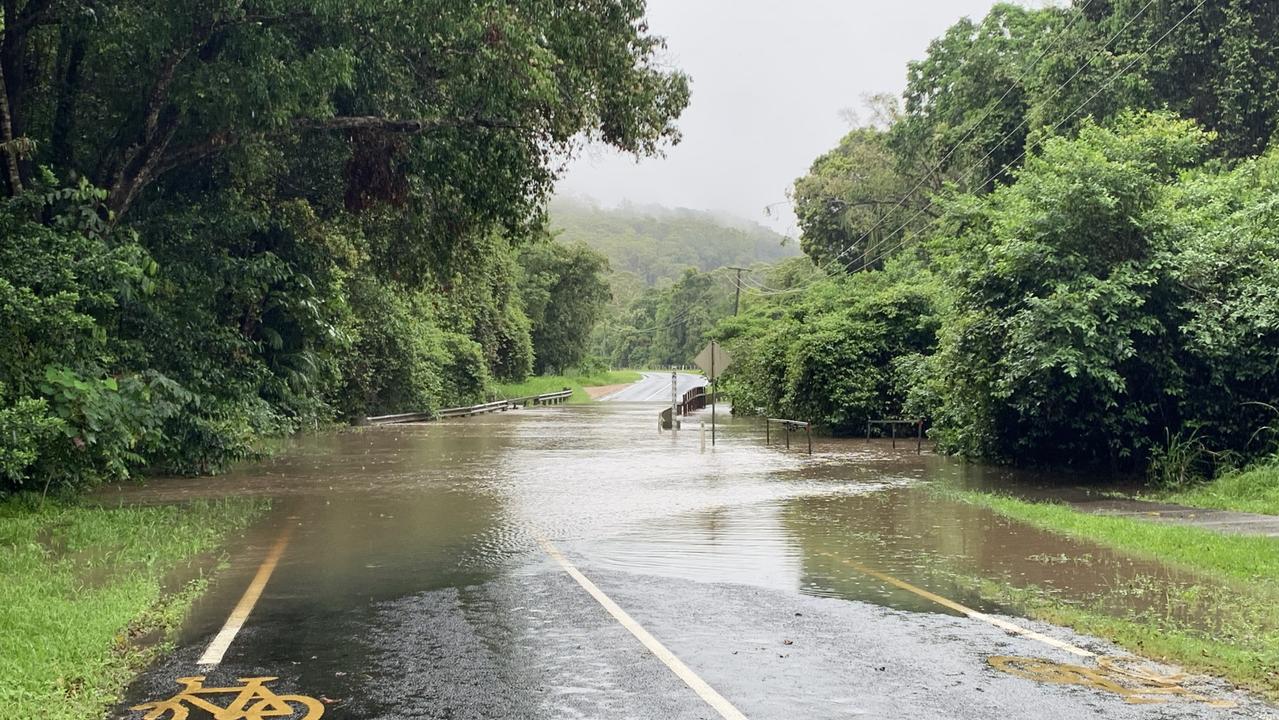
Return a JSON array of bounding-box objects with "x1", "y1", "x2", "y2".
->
[{"x1": 0, "y1": 50, "x2": 22, "y2": 195}]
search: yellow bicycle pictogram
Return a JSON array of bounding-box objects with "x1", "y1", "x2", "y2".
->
[{"x1": 131, "y1": 676, "x2": 324, "y2": 720}]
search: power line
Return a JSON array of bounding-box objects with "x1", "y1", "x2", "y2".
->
[
  {"x1": 772, "y1": 0, "x2": 1153, "y2": 297},
  {"x1": 821, "y1": 0, "x2": 1159, "y2": 272},
  {"x1": 819, "y1": 0, "x2": 1101, "y2": 271},
  {"x1": 851, "y1": 0, "x2": 1208, "y2": 274}
]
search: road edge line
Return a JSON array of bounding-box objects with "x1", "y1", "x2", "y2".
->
[
  {"x1": 841, "y1": 557, "x2": 1095, "y2": 658},
  {"x1": 197, "y1": 527, "x2": 294, "y2": 666},
  {"x1": 538, "y1": 538, "x2": 749, "y2": 720}
]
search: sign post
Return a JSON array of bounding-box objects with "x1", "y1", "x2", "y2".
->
[{"x1": 693, "y1": 341, "x2": 733, "y2": 448}]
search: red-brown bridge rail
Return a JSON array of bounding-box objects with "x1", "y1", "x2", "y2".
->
[{"x1": 678, "y1": 385, "x2": 708, "y2": 415}]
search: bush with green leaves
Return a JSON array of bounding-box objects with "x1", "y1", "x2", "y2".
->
[
  {"x1": 720, "y1": 266, "x2": 943, "y2": 433},
  {"x1": 0, "y1": 182, "x2": 182, "y2": 493}
]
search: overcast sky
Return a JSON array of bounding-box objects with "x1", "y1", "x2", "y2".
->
[{"x1": 555, "y1": 1, "x2": 1038, "y2": 236}]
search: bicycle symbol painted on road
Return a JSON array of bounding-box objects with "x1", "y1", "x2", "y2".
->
[{"x1": 131, "y1": 676, "x2": 324, "y2": 719}]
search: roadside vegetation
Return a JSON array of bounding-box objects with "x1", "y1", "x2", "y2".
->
[
  {"x1": 1161, "y1": 458, "x2": 1279, "y2": 517},
  {"x1": 0, "y1": 2, "x2": 691, "y2": 497},
  {"x1": 944, "y1": 489, "x2": 1279, "y2": 584},
  {"x1": 494, "y1": 368, "x2": 643, "y2": 405},
  {"x1": 0, "y1": 496, "x2": 267, "y2": 719},
  {"x1": 935, "y1": 488, "x2": 1279, "y2": 695},
  {"x1": 713, "y1": 2, "x2": 1279, "y2": 481}
]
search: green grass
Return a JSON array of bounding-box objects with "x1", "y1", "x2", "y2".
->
[
  {"x1": 937, "y1": 487, "x2": 1279, "y2": 696},
  {"x1": 943, "y1": 488, "x2": 1279, "y2": 584},
  {"x1": 0, "y1": 496, "x2": 268, "y2": 720},
  {"x1": 494, "y1": 369, "x2": 642, "y2": 404},
  {"x1": 1161, "y1": 459, "x2": 1279, "y2": 516},
  {"x1": 947, "y1": 574, "x2": 1279, "y2": 697}
]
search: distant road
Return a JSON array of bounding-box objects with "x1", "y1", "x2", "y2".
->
[{"x1": 598, "y1": 372, "x2": 707, "y2": 402}]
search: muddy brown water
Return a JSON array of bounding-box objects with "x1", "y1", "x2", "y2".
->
[{"x1": 96, "y1": 403, "x2": 1259, "y2": 648}]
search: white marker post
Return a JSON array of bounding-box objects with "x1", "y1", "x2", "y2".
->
[{"x1": 671, "y1": 369, "x2": 678, "y2": 433}]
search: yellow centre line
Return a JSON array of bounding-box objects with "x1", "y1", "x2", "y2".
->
[
  {"x1": 538, "y1": 538, "x2": 749, "y2": 720},
  {"x1": 197, "y1": 527, "x2": 294, "y2": 667},
  {"x1": 837, "y1": 555, "x2": 1095, "y2": 658}
]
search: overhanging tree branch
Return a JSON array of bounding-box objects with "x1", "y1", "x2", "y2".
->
[{"x1": 152, "y1": 114, "x2": 522, "y2": 178}]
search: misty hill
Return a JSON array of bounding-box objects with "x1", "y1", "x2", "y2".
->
[{"x1": 549, "y1": 198, "x2": 799, "y2": 285}]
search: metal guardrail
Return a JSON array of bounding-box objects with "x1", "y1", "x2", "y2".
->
[
  {"x1": 867, "y1": 418, "x2": 925, "y2": 453},
  {"x1": 766, "y1": 417, "x2": 812, "y2": 455},
  {"x1": 366, "y1": 388, "x2": 572, "y2": 426}
]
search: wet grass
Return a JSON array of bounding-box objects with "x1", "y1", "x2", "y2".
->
[
  {"x1": 943, "y1": 488, "x2": 1279, "y2": 584},
  {"x1": 0, "y1": 495, "x2": 268, "y2": 720},
  {"x1": 943, "y1": 573, "x2": 1279, "y2": 697},
  {"x1": 1161, "y1": 459, "x2": 1279, "y2": 517},
  {"x1": 937, "y1": 487, "x2": 1279, "y2": 696},
  {"x1": 494, "y1": 369, "x2": 642, "y2": 404}
]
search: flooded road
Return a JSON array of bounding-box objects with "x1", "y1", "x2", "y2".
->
[{"x1": 106, "y1": 402, "x2": 1274, "y2": 719}]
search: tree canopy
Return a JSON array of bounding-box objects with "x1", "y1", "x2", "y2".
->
[{"x1": 0, "y1": 0, "x2": 686, "y2": 494}]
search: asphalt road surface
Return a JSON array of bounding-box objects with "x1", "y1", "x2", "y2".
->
[
  {"x1": 597, "y1": 371, "x2": 707, "y2": 402},
  {"x1": 106, "y1": 394, "x2": 1274, "y2": 719}
]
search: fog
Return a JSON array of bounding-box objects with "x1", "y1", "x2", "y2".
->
[{"x1": 554, "y1": 1, "x2": 1037, "y2": 235}]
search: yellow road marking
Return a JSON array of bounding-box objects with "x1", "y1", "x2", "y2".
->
[
  {"x1": 198, "y1": 528, "x2": 293, "y2": 667},
  {"x1": 835, "y1": 556, "x2": 1094, "y2": 658},
  {"x1": 538, "y1": 538, "x2": 749, "y2": 720}
]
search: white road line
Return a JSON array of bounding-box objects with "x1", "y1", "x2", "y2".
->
[
  {"x1": 539, "y1": 538, "x2": 749, "y2": 720},
  {"x1": 197, "y1": 528, "x2": 293, "y2": 666}
]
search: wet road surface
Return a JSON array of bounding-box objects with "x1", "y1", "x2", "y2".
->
[
  {"x1": 105, "y1": 401, "x2": 1276, "y2": 719},
  {"x1": 597, "y1": 372, "x2": 706, "y2": 402}
]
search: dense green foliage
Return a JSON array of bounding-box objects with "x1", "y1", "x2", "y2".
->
[
  {"x1": 0, "y1": 1, "x2": 684, "y2": 493},
  {"x1": 725, "y1": 0, "x2": 1279, "y2": 475},
  {"x1": 518, "y1": 239, "x2": 612, "y2": 374}
]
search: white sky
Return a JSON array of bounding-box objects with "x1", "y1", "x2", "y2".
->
[{"x1": 555, "y1": 1, "x2": 1032, "y2": 236}]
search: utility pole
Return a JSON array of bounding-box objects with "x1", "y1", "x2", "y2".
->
[{"x1": 728, "y1": 267, "x2": 747, "y2": 316}]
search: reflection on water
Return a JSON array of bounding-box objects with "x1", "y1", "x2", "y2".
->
[{"x1": 98, "y1": 402, "x2": 1272, "y2": 643}]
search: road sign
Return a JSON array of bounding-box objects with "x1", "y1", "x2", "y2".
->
[{"x1": 693, "y1": 342, "x2": 732, "y2": 380}]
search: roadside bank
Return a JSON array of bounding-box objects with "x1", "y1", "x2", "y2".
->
[
  {"x1": 495, "y1": 369, "x2": 642, "y2": 404},
  {"x1": 937, "y1": 487, "x2": 1279, "y2": 696},
  {"x1": 0, "y1": 496, "x2": 267, "y2": 720},
  {"x1": 1158, "y1": 459, "x2": 1279, "y2": 517}
]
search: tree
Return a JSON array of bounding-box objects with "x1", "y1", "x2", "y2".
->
[
  {"x1": 791, "y1": 128, "x2": 915, "y2": 271},
  {"x1": 931, "y1": 113, "x2": 1210, "y2": 466},
  {"x1": 519, "y1": 240, "x2": 611, "y2": 374}
]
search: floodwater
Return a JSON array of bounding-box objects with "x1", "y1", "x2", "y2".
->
[
  {"x1": 103, "y1": 402, "x2": 1264, "y2": 643},
  {"x1": 103, "y1": 401, "x2": 1275, "y2": 719}
]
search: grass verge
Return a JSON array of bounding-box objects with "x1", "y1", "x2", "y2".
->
[
  {"x1": 0, "y1": 495, "x2": 268, "y2": 720},
  {"x1": 943, "y1": 574, "x2": 1279, "y2": 697},
  {"x1": 938, "y1": 487, "x2": 1279, "y2": 696},
  {"x1": 1160, "y1": 459, "x2": 1279, "y2": 517},
  {"x1": 943, "y1": 488, "x2": 1279, "y2": 583},
  {"x1": 494, "y1": 369, "x2": 642, "y2": 404}
]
